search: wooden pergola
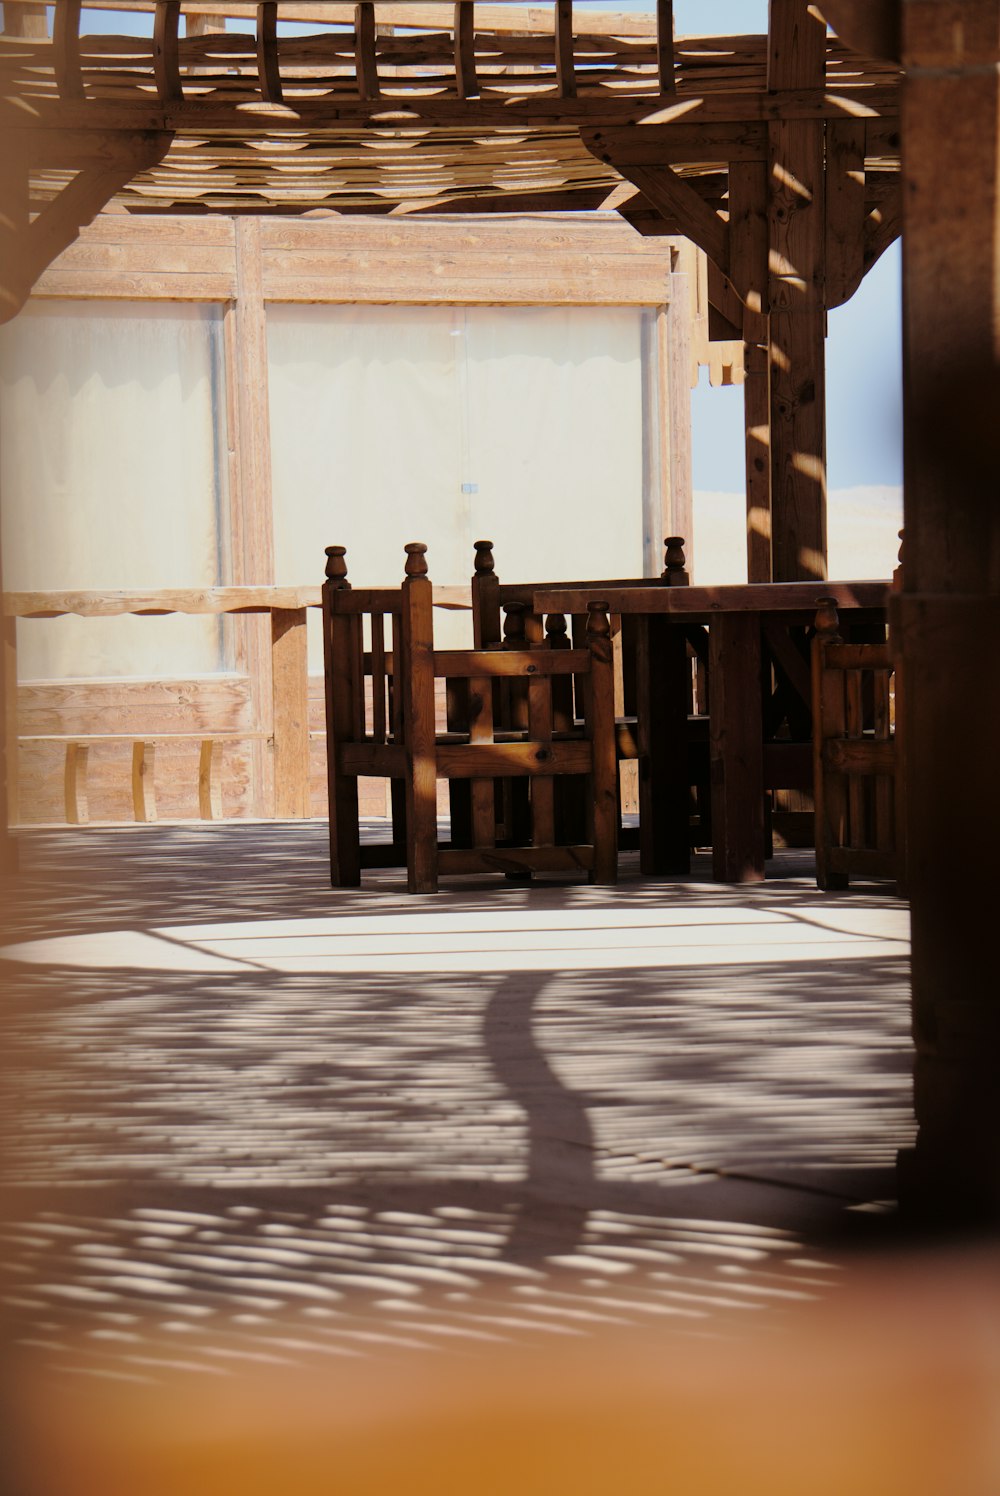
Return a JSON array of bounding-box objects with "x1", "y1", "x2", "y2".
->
[{"x1": 1, "y1": 0, "x2": 998, "y2": 1218}]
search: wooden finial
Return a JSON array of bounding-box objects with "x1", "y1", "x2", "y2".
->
[
  {"x1": 473, "y1": 540, "x2": 495, "y2": 576},
  {"x1": 814, "y1": 596, "x2": 842, "y2": 642},
  {"x1": 892, "y1": 528, "x2": 904, "y2": 591},
  {"x1": 503, "y1": 600, "x2": 527, "y2": 646},
  {"x1": 586, "y1": 601, "x2": 611, "y2": 639},
  {"x1": 324, "y1": 545, "x2": 349, "y2": 587},
  {"x1": 545, "y1": 612, "x2": 569, "y2": 647},
  {"x1": 404, "y1": 542, "x2": 429, "y2": 579},
  {"x1": 662, "y1": 536, "x2": 689, "y2": 585}
]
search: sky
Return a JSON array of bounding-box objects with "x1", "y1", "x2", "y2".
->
[{"x1": 9, "y1": 0, "x2": 903, "y2": 497}]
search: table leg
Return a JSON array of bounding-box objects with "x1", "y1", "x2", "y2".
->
[
  {"x1": 636, "y1": 614, "x2": 691, "y2": 874},
  {"x1": 709, "y1": 612, "x2": 766, "y2": 882}
]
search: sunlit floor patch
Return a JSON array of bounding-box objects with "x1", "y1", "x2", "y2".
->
[{"x1": 1, "y1": 903, "x2": 909, "y2": 975}]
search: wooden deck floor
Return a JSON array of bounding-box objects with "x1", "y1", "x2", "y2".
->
[{"x1": 0, "y1": 823, "x2": 914, "y2": 1367}]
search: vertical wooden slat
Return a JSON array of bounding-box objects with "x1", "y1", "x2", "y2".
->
[
  {"x1": 468, "y1": 668, "x2": 496, "y2": 852},
  {"x1": 709, "y1": 613, "x2": 765, "y2": 882},
  {"x1": 52, "y1": 0, "x2": 83, "y2": 101},
  {"x1": 64, "y1": 742, "x2": 89, "y2": 825},
  {"x1": 555, "y1": 1, "x2": 575, "y2": 98},
  {"x1": 585, "y1": 604, "x2": 618, "y2": 886},
  {"x1": 811, "y1": 599, "x2": 848, "y2": 890},
  {"x1": 271, "y1": 606, "x2": 309, "y2": 819},
  {"x1": 401, "y1": 546, "x2": 438, "y2": 893},
  {"x1": 355, "y1": 2, "x2": 380, "y2": 101},
  {"x1": 153, "y1": 1, "x2": 182, "y2": 104},
  {"x1": 324, "y1": 590, "x2": 361, "y2": 886},
  {"x1": 131, "y1": 740, "x2": 156, "y2": 822},
  {"x1": 635, "y1": 614, "x2": 690, "y2": 874},
  {"x1": 527, "y1": 660, "x2": 555, "y2": 849},
  {"x1": 872, "y1": 667, "x2": 893, "y2": 852},
  {"x1": 198, "y1": 739, "x2": 224, "y2": 820},
  {"x1": 845, "y1": 666, "x2": 864, "y2": 847},
  {"x1": 656, "y1": 0, "x2": 675, "y2": 94},
  {"x1": 257, "y1": 2, "x2": 283, "y2": 104},
  {"x1": 454, "y1": 2, "x2": 478, "y2": 100},
  {"x1": 371, "y1": 612, "x2": 387, "y2": 742}
]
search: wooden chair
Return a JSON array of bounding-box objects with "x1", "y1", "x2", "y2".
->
[
  {"x1": 322, "y1": 542, "x2": 618, "y2": 893},
  {"x1": 812, "y1": 597, "x2": 906, "y2": 892},
  {"x1": 469, "y1": 538, "x2": 711, "y2": 872}
]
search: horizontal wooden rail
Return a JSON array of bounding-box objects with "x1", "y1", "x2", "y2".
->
[
  {"x1": 4, "y1": 584, "x2": 472, "y2": 828},
  {"x1": 4, "y1": 585, "x2": 471, "y2": 617}
]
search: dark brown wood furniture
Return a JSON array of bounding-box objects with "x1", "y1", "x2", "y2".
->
[
  {"x1": 469, "y1": 538, "x2": 710, "y2": 863},
  {"x1": 812, "y1": 596, "x2": 906, "y2": 892},
  {"x1": 322, "y1": 542, "x2": 619, "y2": 894},
  {"x1": 532, "y1": 578, "x2": 890, "y2": 883}
]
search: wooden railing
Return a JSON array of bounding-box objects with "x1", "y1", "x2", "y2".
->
[{"x1": 2, "y1": 583, "x2": 469, "y2": 826}]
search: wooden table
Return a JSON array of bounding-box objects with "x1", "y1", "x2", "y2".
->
[{"x1": 531, "y1": 580, "x2": 890, "y2": 883}]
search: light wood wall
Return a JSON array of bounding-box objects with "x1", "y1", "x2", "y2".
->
[{"x1": 8, "y1": 211, "x2": 694, "y2": 823}]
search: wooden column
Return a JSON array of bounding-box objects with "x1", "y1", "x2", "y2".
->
[
  {"x1": 766, "y1": 0, "x2": 828, "y2": 582},
  {"x1": 229, "y1": 219, "x2": 276, "y2": 817},
  {"x1": 271, "y1": 607, "x2": 310, "y2": 819},
  {"x1": 896, "y1": 0, "x2": 1000, "y2": 1222}
]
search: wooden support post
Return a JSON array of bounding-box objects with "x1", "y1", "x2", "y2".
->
[
  {"x1": 230, "y1": 220, "x2": 276, "y2": 818},
  {"x1": 271, "y1": 606, "x2": 310, "y2": 819},
  {"x1": 767, "y1": 0, "x2": 828, "y2": 583},
  {"x1": 895, "y1": 0, "x2": 1000, "y2": 1223},
  {"x1": 743, "y1": 337, "x2": 773, "y2": 583}
]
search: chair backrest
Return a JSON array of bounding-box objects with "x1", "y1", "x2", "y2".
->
[
  {"x1": 811, "y1": 597, "x2": 906, "y2": 891},
  {"x1": 470, "y1": 537, "x2": 691, "y2": 722},
  {"x1": 322, "y1": 542, "x2": 619, "y2": 890}
]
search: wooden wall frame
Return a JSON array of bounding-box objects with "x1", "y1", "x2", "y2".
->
[{"x1": 6, "y1": 210, "x2": 692, "y2": 822}]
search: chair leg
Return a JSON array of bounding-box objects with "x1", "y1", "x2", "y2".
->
[
  {"x1": 406, "y1": 767, "x2": 439, "y2": 894},
  {"x1": 329, "y1": 772, "x2": 361, "y2": 887}
]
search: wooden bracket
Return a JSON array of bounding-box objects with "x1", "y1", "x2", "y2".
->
[
  {"x1": 581, "y1": 142, "x2": 730, "y2": 277},
  {"x1": 0, "y1": 130, "x2": 173, "y2": 323},
  {"x1": 817, "y1": 1, "x2": 902, "y2": 64}
]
